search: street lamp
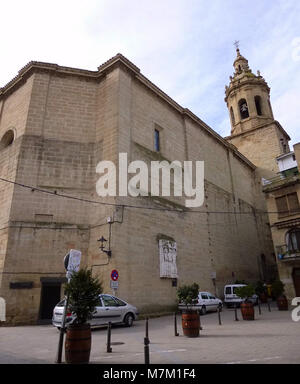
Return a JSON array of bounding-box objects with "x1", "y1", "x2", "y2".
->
[{"x1": 98, "y1": 236, "x2": 112, "y2": 257}]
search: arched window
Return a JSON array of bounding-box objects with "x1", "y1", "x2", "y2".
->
[
  {"x1": 230, "y1": 107, "x2": 235, "y2": 125},
  {"x1": 255, "y1": 96, "x2": 262, "y2": 116},
  {"x1": 0, "y1": 130, "x2": 14, "y2": 150},
  {"x1": 238, "y1": 99, "x2": 249, "y2": 120},
  {"x1": 286, "y1": 228, "x2": 300, "y2": 252}
]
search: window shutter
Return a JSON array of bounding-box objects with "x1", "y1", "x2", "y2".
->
[
  {"x1": 288, "y1": 193, "x2": 300, "y2": 214},
  {"x1": 276, "y1": 196, "x2": 288, "y2": 218}
]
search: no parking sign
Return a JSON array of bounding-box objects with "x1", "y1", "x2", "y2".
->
[{"x1": 111, "y1": 269, "x2": 119, "y2": 281}]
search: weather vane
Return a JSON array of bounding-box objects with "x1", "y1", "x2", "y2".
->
[{"x1": 234, "y1": 40, "x2": 240, "y2": 50}]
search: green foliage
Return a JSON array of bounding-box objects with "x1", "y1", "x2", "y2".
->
[
  {"x1": 177, "y1": 283, "x2": 199, "y2": 307},
  {"x1": 64, "y1": 268, "x2": 103, "y2": 325},
  {"x1": 255, "y1": 281, "x2": 267, "y2": 295},
  {"x1": 271, "y1": 280, "x2": 285, "y2": 298},
  {"x1": 235, "y1": 284, "x2": 255, "y2": 300}
]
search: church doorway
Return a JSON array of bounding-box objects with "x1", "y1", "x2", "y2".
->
[{"x1": 39, "y1": 278, "x2": 65, "y2": 323}]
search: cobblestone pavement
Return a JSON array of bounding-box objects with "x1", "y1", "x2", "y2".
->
[{"x1": 0, "y1": 303, "x2": 299, "y2": 364}]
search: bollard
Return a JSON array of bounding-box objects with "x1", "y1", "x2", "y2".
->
[
  {"x1": 267, "y1": 299, "x2": 271, "y2": 312},
  {"x1": 107, "y1": 322, "x2": 112, "y2": 353},
  {"x1": 174, "y1": 312, "x2": 179, "y2": 337},
  {"x1": 258, "y1": 300, "x2": 262, "y2": 315},
  {"x1": 144, "y1": 319, "x2": 150, "y2": 364},
  {"x1": 55, "y1": 293, "x2": 69, "y2": 364},
  {"x1": 144, "y1": 337, "x2": 150, "y2": 364},
  {"x1": 234, "y1": 304, "x2": 239, "y2": 321},
  {"x1": 146, "y1": 317, "x2": 150, "y2": 344},
  {"x1": 218, "y1": 307, "x2": 222, "y2": 325}
]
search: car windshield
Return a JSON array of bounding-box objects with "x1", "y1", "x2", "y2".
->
[
  {"x1": 57, "y1": 299, "x2": 65, "y2": 307},
  {"x1": 225, "y1": 287, "x2": 231, "y2": 294}
]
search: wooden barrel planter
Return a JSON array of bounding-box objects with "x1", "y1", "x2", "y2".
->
[
  {"x1": 65, "y1": 323, "x2": 91, "y2": 364},
  {"x1": 277, "y1": 295, "x2": 288, "y2": 311},
  {"x1": 181, "y1": 310, "x2": 200, "y2": 338},
  {"x1": 240, "y1": 302, "x2": 255, "y2": 321}
]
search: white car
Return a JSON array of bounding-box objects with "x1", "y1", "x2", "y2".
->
[
  {"x1": 179, "y1": 291, "x2": 223, "y2": 315},
  {"x1": 224, "y1": 284, "x2": 258, "y2": 307},
  {"x1": 197, "y1": 292, "x2": 223, "y2": 315},
  {"x1": 52, "y1": 294, "x2": 139, "y2": 328}
]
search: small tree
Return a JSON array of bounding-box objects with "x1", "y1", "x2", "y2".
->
[
  {"x1": 271, "y1": 280, "x2": 285, "y2": 298},
  {"x1": 177, "y1": 283, "x2": 199, "y2": 310},
  {"x1": 235, "y1": 284, "x2": 255, "y2": 303},
  {"x1": 255, "y1": 281, "x2": 267, "y2": 296},
  {"x1": 64, "y1": 268, "x2": 103, "y2": 325}
]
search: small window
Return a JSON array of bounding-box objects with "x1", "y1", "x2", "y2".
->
[
  {"x1": 225, "y1": 287, "x2": 231, "y2": 295},
  {"x1": 276, "y1": 196, "x2": 289, "y2": 217},
  {"x1": 276, "y1": 193, "x2": 300, "y2": 218},
  {"x1": 154, "y1": 129, "x2": 160, "y2": 152},
  {"x1": 255, "y1": 96, "x2": 262, "y2": 116},
  {"x1": 201, "y1": 294, "x2": 208, "y2": 300},
  {"x1": 0, "y1": 130, "x2": 14, "y2": 150},
  {"x1": 286, "y1": 228, "x2": 300, "y2": 252},
  {"x1": 238, "y1": 99, "x2": 249, "y2": 120},
  {"x1": 230, "y1": 107, "x2": 235, "y2": 125}
]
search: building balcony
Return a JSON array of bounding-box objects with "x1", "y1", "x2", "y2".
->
[
  {"x1": 276, "y1": 244, "x2": 300, "y2": 262},
  {"x1": 262, "y1": 171, "x2": 299, "y2": 192}
]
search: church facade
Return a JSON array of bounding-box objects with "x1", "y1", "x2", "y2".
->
[{"x1": 0, "y1": 50, "x2": 286, "y2": 324}]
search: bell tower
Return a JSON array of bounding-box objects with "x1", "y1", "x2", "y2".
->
[{"x1": 225, "y1": 46, "x2": 291, "y2": 178}]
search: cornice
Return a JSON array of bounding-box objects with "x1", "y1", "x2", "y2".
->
[
  {"x1": 226, "y1": 120, "x2": 291, "y2": 142},
  {"x1": 0, "y1": 54, "x2": 256, "y2": 171}
]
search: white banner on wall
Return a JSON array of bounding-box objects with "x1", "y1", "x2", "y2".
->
[{"x1": 159, "y1": 239, "x2": 178, "y2": 278}]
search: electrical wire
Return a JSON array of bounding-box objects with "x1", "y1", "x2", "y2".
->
[{"x1": 0, "y1": 176, "x2": 286, "y2": 216}]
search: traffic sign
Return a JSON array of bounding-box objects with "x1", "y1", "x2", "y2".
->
[
  {"x1": 64, "y1": 249, "x2": 81, "y2": 279},
  {"x1": 111, "y1": 269, "x2": 119, "y2": 281},
  {"x1": 110, "y1": 280, "x2": 119, "y2": 290}
]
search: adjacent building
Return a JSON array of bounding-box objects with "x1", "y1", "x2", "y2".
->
[{"x1": 263, "y1": 144, "x2": 300, "y2": 298}]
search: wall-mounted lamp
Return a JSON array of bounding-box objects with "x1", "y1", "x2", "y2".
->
[{"x1": 98, "y1": 235, "x2": 112, "y2": 257}]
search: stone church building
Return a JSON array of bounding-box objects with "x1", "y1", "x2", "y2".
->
[{"x1": 0, "y1": 49, "x2": 290, "y2": 324}]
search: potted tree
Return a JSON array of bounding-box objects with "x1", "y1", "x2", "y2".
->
[
  {"x1": 271, "y1": 280, "x2": 288, "y2": 310},
  {"x1": 64, "y1": 268, "x2": 102, "y2": 364},
  {"x1": 177, "y1": 283, "x2": 200, "y2": 338},
  {"x1": 255, "y1": 281, "x2": 268, "y2": 303},
  {"x1": 235, "y1": 284, "x2": 255, "y2": 320}
]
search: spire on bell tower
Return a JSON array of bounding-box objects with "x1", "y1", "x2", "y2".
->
[
  {"x1": 225, "y1": 44, "x2": 274, "y2": 136},
  {"x1": 224, "y1": 45, "x2": 291, "y2": 177}
]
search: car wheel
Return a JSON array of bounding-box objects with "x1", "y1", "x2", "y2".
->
[
  {"x1": 124, "y1": 313, "x2": 134, "y2": 327},
  {"x1": 201, "y1": 306, "x2": 207, "y2": 315}
]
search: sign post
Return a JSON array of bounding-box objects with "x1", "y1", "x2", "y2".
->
[
  {"x1": 55, "y1": 249, "x2": 81, "y2": 364},
  {"x1": 110, "y1": 269, "x2": 119, "y2": 296}
]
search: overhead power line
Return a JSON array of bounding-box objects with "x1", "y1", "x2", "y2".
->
[{"x1": 0, "y1": 176, "x2": 286, "y2": 216}]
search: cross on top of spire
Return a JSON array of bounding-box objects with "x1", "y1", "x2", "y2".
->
[{"x1": 234, "y1": 40, "x2": 240, "y2": 50}]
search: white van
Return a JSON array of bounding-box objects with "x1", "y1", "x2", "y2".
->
[{"x1": 224, "y1": 284, "x2": 258, "y2": 307}]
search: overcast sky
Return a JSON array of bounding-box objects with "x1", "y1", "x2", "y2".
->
[{"x1": 1, "y1": 0, "x2": 299, "y2": 145}]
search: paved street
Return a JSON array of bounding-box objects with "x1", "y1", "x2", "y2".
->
[{"x1": 0, "y1": 303, "x2": 299, "y2": 364}]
